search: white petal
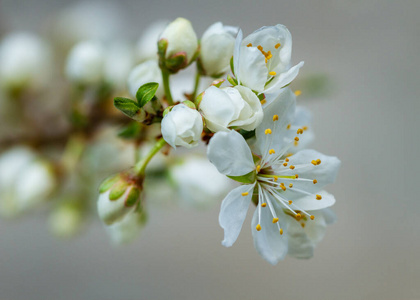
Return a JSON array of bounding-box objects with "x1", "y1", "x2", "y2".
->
[
  {"x1": 207, "y1": 130, "x2": 255, "y2": 176},
  {"x1": 290, "y1": 106, "x2": 315, "y2": 152},
  {"x1": 251, "y1": 202, "x2": 288, "y2": 265},
  {"x1": 304, "y1": 210, "x2": 328, "y2": 244},
  {"x1": 233, "y1": 29, "x2": 243, "y2": 81},
  {"x1": 255, "y1": 88, "x2": 296, "y2": 155},
  {"x1": 322, "y1": 207, "x2": 337, "y2": 225},
  {"x1": 237, "y1": 46, "x2": 267, "y2": 92},
  {"x1": 292, "y1": 190, "x2": 335, "y2": 211},
  {"x1": 219, "y1": 184, "x2": 254, "y2": 247},
  {"x1": 265, "y1": 61, "x2": 304, "y2": 93},
  {"x1": 286, "y1": 215, "x2": 314, "y2": 259}
]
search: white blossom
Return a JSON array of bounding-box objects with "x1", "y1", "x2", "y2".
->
[
  {"x1": 199, "y1": 85, "x2": 263, "y2": 132},
  {"x1": 127, "y1": 60, "x2": 164, "y2": 98},
  {"x1": 161, "y1": 103, "x2": 203, "y2": 149}
]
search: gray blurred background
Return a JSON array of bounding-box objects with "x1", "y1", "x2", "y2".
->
[{"x1": 0, "y1": 0, "x2": 419, "y2": 299}]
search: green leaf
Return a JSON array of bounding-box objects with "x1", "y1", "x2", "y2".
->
[
  {"x1": 114, "y1": 97, "x2": 140, "y2": 117},
  {"x1": 136, "y1": 82, "x2": 159, "y2": 107},
  {"x1": 118, "y1": 122, "x2": 141, "y2": 139}
]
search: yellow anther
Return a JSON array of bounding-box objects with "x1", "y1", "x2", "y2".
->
[
  {"x1": 247, "y1": 43, "x2": 253, "y2": 47},
  {"x1": 285, "y1": 158, "x2": 289, "y2": 162},
  {"x1": 296, "y1": 213, "x2": 302, "y2": 220},
  {"x1": 260, "y1": 99, "x2": 266, "y2": 105},
  {"x1": 294, "y1": 90, "x2": 302, "y2": 96},
  {"x1": 295, "y1": 174, "x2": 299, "y2": 179},
  {"x1": 288, "y1": 200, "x2": 293, "y2": 205},
  {"x1": 280, "y1": 182, "x2": 285, "y2": 186},
  {"x1": 310, "y1": 215, "x2": 315, "y2": 220},
  {"x1": 256, "y1": 224, "x2": 262, "y2": 231},
  {"x1": 273, "y1": 176, "x2": 278, "y2": 182},
  {"x1": 313, "y1": 179, "x2": 318, "y2": 184},
  {"x1": 257, "y1": 45, "x2": 264, "y2": 51},
  {"x1": 283, "y1": 162, "x2": 288, "y2": 167},
  {"x1": 269, "y1": 71, "x2": 277, "y2": 76},
  {"x1": 272, "y1": 114, "x2": 279, "y2": 121},
  {"x1": 265, "y1": 128, "x2": 272, "y2": 135},
  {"x1": 281, "y1": 186, "x2": 286, "y2": 191},
  {"x1": 303, "y1": 126, "x2": 308, "y2": 131},
  {"x1": 272, "y1": 218, "x2": 279, "y2": 223},
  {"x1": 316, "y1": 159, "x2": 321, "y2": 165},
  {"x1": 301, "y1": 222, "x2": 306, "y2": 228},
  {"x1": 289, "y1": 183, "x2": 293, "y2": 188},
  {"x1": 275, "y1": 43, "x2": 281, "y2": 49},
  {"x1": 241, "y1": 192, "x2": 249, "y2": 196},
  {"x1": 287, "y1": 153, "x2": 293, "y2": 157},
  {"x1": 261, "y1": 203, "x2": 267, "y2": 207},
  {"x1": 311, "y1": 160, "x2": 317, "y2": 165},
  {"x1": 279, "y1": 228, "x2": 283, "y2": 235},
  {"x1": 289, "y1": 165, "x2": 295, "y2": 170},
  {"x1": 287, "y1": 124, "x2": 291, "y2": 130},
  {"x1": 297, "y1": 128, "x2": 303, "y2": 134},
  {"x1": 256, "y1": 165, "x2": 261, "y2": 172},
  {"x1": 294, "y1": 141, "x2": 299, "y2": 147},
  {"x1": 316, "y1": 194, "x2": 322, "y2": 200},
  {"x1": 294, "y1": 137, "x2": 299, "y2": 141},
  {"x1": 269, "y1": 149, "x2": 275, "y2": 155}
]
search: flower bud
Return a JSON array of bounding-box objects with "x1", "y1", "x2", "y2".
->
[
  {"x1": 158, "y1": 18, "x2": 198, "y2": 73},
  {"x1": 161, "y1": 103, "x2": 203, "y2": 148},
  {"x1": 199, "y1": 22, "x2": 237, "y2": 77},
  {"x1": 127, "y1": 60, "x2": 164, "y2": 99},
  {"x1": 0, "y1": 147, "x2": 56, "y2": 217},
  {"x1": 0, "y1": 32, "x2": 52, "y2": 91},
  {"x1": 198, "y1": 85, "x2": 263, "y2": 132},
  {"x1": 97, "y1": 172, "x2": 143, "y2": 225},
  {"x1": 106, "y1": 209, "x2": 147, "y2": 244},
  {"x1": 65, "y1": 40, "x2": 105, "y2": 85}
]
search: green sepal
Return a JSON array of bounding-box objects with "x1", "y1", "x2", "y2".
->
[
  {"x1": 239, "y1": 129, "x2": 255, "y2": 140},
  {"x1": 118, "y1": 122, "x2": 141, "y2": 139},
  {"x1": 182, "y1": 100, "x2": 196, "y2": 109},
  {"x1": 99, "y1": 174, "x2": 120, "y2": 193},
  {"x1": 125, "y1": 187, "x2": 140, "y2": 207},
  {"x1": 165, "y1": 52, "x2": 187, "y2": 73},
  {"x1": 211, "y1": 79, "x2": 225, "y2": 88},
  {"x1": 230, "y1": 56, "x2": 235, "y2": 75},
  {"x1": 227, "y1": 74, "x2": 238, "y2": 86},
  {"x1": 227, "y1": 170, "x2": 256, "y2": 184},
  {"x1": 109, "y1": 181, "x2": 129, "y2": 201},
  {"x1": 158, "y1": 38, "x2": 168, "y2": 58},
  {"x1": 136, "y1": 82, "x2": 159, "y2": 107},
  {"x1": 195, "y1": 91, "x2": 204, "y2": 107}
]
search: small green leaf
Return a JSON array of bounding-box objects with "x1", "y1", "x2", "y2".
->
[
  {"x1": 230, "y1": 56, "x2": 235, "y2": 75},
  {"x1": 118, "y1": 122, "x2": 141, "y2": 139},
  {"x1": 227, "y1": 170, "x2": 256, "y2": 184},
  {"x1": 114, "y1": 97, "x2": 140, "y2": 118},
  {"x1": 136, "y1": 82, "x2": 159, "y2": 107}
]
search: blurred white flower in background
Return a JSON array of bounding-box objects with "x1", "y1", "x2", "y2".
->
[
  {"x1": 127, "y1": 60, "x2": 164, "y2": 98},
  {"x1": 0, "y1": 32, "x2": 53, "y2": 91},
  {"x1": 136, "y1": 20, "x2": 168, "y2": 61}
]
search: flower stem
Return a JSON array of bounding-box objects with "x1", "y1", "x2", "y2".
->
[
  {"x1": 134, "y1": 137, "x2": 166, "y2": 175},
  {"x1": 161, "y1": 69, "x2": 174, "y2": 105},
  {"x1": 192, "y1": 70, "x2": 201, "y2": 102}
]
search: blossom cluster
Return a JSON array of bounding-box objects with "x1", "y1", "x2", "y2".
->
[{"x1": 0, "y1": 12, "x2": 340, "y2": 264}]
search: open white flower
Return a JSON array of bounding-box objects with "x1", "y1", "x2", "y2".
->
[
  {"x1": 199, "y1": 22, "x2": 238, "y2": 77},
  {"x1": 198, "y1": 85, "x2": 263, "y2": 132},
  {"x1": 233, "y1": 25, "x2": 304, "y2": 93},
  {"x1": 161, "y1": 103, "x2": 203, "y2": 148},
  {"x1": 207, "y1": 90, "x2": 340, "y2": 264}
]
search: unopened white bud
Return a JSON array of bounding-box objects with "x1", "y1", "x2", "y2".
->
[
  {"x1": 200, "y1": 22, "x2": 237, "y2": 77},
  {"x1": 65, "y1": 40, "x2": 105, "y2": 85},
  {"x1": 106, "y1": 210, "x2": 147, "y2": 244},
  {"x1": 127, "y1": 60, "x2": 164, "y2": 98},
  {"x1": 161, "y1": 103, "x2": 203, "y2": 148},
  {"x1": 199, "y1": 85, "x2": 263, "y2": 132},
  {"x1": 97, "y1": 173, "x2": 142, "y2": 225},
  {"x1": 158, "y1": 18, "x2": 198, "y2": 72},
  {"x1": 0, "y1": 32, "x2": 52, "y2": 91}
]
